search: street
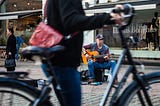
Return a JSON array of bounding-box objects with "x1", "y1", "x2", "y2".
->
[{"x1": 0, "y1": 60, "x2": 160, "y2": 105}]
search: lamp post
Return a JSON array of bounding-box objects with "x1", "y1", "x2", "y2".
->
[{"x1": 0, "y1": 0, "x2": 6, "y2": 45}]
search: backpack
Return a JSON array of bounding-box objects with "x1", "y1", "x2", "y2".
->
[{"x1": 79, "y1": 70, "x2": 89, "y2": 82}]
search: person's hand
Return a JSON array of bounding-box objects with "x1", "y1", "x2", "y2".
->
[
  {"x1": 8, "y1": 52, "x2": 12, "y2": 55},
  {"x1": 23, "y1": 43, "x2": 28, "y2": 47},
  {"x1": 104, "y1": 54, "x2": 110, "y2": 61},
  {"x1": 86, "y1": 54, "x2": 91, "y2": 60},
  {"x1": 110, "y1": 5, "x2": 124, "y2": 26}
]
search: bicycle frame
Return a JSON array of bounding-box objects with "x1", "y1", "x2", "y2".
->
[
  {"x1": 18, "y1": 6, "x2": 153, "y2": 106},
  {"x1": 29, "y1": 59, "x2": 64, "y2": 106},
  {"x1": 100, "y1": 9, "x2": 153, "y2": 106}
]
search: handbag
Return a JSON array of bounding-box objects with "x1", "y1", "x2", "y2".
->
[
  {"x1": 5, "y1": 58, "x2": 16, "y2": 68},
  {"x1": 29, "y1": 0, "x2": 78, "y2": 48},
  {"x1": 29, "y1": 22, "x2": 64, "y2": 48}
]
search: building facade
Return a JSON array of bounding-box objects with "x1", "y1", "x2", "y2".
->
[
  {"x1": 83, "y1": 0, "x2": 160, "y2": 51},
  {"x1": 0, "y1": 0, "x2": 42, "y2": 45},
  {"x1": 0, "y1": 0, "x2": 160, "y2": 51}
]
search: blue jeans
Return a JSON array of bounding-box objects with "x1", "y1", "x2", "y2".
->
[
  {"x1": 52, "y1": 66, "x2": 81, "y2": 106},
  {"x1": 88, "y1": 60, "x2": 116, "y2": 78}
]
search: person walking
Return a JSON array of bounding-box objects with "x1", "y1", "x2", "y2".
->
[
  {"x1": 46, "y1": 0, "x2": 124, "y2": 105},
  {"x1": 5, "y1": 27, "x2": 17, "y2": 71}
]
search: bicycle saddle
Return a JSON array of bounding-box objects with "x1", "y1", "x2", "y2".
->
[{"x1": 21, "y1": 45, "x2": 65, "y2": 60}]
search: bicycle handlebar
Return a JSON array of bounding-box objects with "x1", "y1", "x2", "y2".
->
[
  {"x1": 112, "y1": 4, "x2": 134, "y2": 15},
  {"x1": 111, "y1": 4, "x2": 135, "y2": 29}
]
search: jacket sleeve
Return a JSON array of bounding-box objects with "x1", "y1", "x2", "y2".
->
[
  {"x1": 6, "y1": 36, "x2": 17, "y2": 55},
  {"x1": 83, "y1": 43, "x2": 92, "y2": 49},
  {"x1": 58, "y1": 0, "x2": 114, "y2": 33}
]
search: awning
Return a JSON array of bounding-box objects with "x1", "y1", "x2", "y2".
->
[
  {"x1": 84, "y1": 0, "x2": 160, "y2": 14},
  {"x1": 0, "y1": 9, "x2": 42, "y2": 20},
  {"x1": 84, "y1": 0, "x2": 160, "y2": 23}
]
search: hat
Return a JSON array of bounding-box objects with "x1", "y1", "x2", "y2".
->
[{"x1": 96, "y1": 34, "x2": 104, "y2": 39}]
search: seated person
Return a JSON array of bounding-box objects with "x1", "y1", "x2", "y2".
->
[
  {"x1": 15, "y1": 34, "x2": 27, "y2": 61},
  {"x1": 83, "y1": 34, "x2": 117, "y2": 83}
]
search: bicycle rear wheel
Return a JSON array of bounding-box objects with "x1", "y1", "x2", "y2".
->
[
  {"x1": 0, "y1": 77, "x2": 52, "y2": 106},
  {"x1": 117, "y1": 72, "x2": 160, "y2": 106}
]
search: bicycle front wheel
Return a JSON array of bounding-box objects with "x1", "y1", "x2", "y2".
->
[
  {"x1": 0, "y1": 77, "x2": 52, "y2": 106},
  {"x1": 117, "y1": 72, "x2": 160, "y2": 106}
]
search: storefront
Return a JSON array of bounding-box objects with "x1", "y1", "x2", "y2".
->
[
  {"x1": 0, "y1": 9, "x2": 42, "y2": 45},
  {"x1": 84, "y1": 0, "x2": 160, "y2": 51}
]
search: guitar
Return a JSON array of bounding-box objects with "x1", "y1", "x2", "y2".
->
[{"x1": 81, "y1": 49, "x2": 109, "y2": 64}]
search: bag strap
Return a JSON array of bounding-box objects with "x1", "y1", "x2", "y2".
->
[
  {"x1": 64, "y1": 32, "x2": 79, "y2": 40},
  {"x1": 43, "y1": 0, "x2": 48, "y2": 20},
  {"x1": 44, "y1": 0, "x2": 78, "y2": 40}
]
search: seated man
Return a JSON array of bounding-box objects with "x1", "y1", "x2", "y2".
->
[
  {"x1": 83, "y1": 34, "x2": 117, "y2": 83},
  {"x1": 15, "y1": 34, "x2": 27, "y2": 61}
]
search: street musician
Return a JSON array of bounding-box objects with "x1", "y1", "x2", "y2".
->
[{"x1": 82, "y1": 34, "x2": 118, "y2": 83}]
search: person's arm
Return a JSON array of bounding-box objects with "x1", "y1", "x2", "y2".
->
[
  {"x1": 83, "y1": 43, "x2": 92, "y2": 49},
  {"x1": 20, "y1": 37, "x2": 27, "y2": 47},
  {"x1": 58, "y1": 0, "x2": 116, "y2": 33},
  {"x1": 22, "y1": 43, "x2": 27, "y2": 47},
  {"x1": 103, "y1": 47, "x2": 111, "y2": 61},
  {"x1": 6, "y1": 36, "x2": 16, "y2": 55},
  {"x1": 82, "y1": 44, "x2": 91, "y2": 56},
  {"x1": 82, "y1": 43, "x2": 93, "y2": 60},
  {"x1": 6, "y1": 37, "x2": 12, "y2": 55}
]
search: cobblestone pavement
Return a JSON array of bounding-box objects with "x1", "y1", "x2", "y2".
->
[{"x1": 0, "y1": 60, "x2": 160, "y2": 106}]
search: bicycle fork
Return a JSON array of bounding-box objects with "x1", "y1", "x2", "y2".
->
[
  {"x1": 33, "y1": 86, "x2": 51, "y2": 106},
  {"x1": 134, "y1": 73, "x2": 153, "y2": 106}
]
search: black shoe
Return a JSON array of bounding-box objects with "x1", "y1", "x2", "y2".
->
[{"x1": 88, "y1": 78, "x2": 95, "y2": 84}]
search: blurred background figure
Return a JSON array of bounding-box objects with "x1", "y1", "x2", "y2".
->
[
  {"x1": 5, "y1": 27, "x2": 16, "y2": 71},
  {"x1": 151, "y1": 12, "x2": 159, "y2": 50},
  {"x1": 15, "y1": 34, "x2": 27, "y2": 61}
]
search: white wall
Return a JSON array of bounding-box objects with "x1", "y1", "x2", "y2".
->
[
  {"x1": 83, "y1": 30, "x2": 94, "y2": 46},
  {"x1": 99, "y1": 0, "x2": 108, "y2": 3}
]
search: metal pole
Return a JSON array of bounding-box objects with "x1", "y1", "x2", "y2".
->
[{"x1": 0, "y1": 0, "x2": 6, "y2": 42}]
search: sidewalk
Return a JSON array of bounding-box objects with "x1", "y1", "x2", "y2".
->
[{"x1": 0, "y1": 60, "x2": 160, "y2": 105}]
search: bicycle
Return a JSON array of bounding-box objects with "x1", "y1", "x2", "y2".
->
[{"x1": 0, "y1": 4, "x2": 160, "y2": 106}]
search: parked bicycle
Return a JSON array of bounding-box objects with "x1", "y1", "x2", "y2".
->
[{"x1": 0, "y1": 4, "x2": 160, "y2": 106}]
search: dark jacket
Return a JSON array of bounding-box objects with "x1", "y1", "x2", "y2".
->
[
  {"x1": 47, "y1": 0, "x2": 114, "y2": 67},
  {"x1": 6, "y1": 34, "x2": 17, "y2": 58}
]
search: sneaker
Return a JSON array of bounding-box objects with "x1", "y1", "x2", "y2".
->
[
  {"x1": 90, "y1": 82, "x2": 102, "y2": 86},
  {"x1": 88, "y1": 78, "x2": 95, "y2": 84},
  {"x1": 81, "y1": 81, "x2": 89, "y2": 85},
  {"x1": 114, "y1": 80, "x2": 119, "y2": 85}
]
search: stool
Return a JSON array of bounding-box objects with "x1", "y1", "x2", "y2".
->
[{"x1": 94, "y1": 68, "x2": 112, "y2": 82}]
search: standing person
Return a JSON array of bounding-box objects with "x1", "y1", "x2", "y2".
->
[
  {"x1": 46, "y1": 0, "x2": 124, "y2": 105},
  {"x1": 15, "y1": 34, "x2": 27, "y2": 61},
  {"x1": 5, "y1": 27, "x2": 17, "y2": 71},
  {"x1": 152, "y1": 12, "x2": 159, "y2": 50},
  {"x1": 83, "y1": 34, "x2": 117, "y2": 84}
]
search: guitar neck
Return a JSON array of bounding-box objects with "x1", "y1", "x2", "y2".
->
[{"x1": 92, "y1": 55, "x2": 106, "y2": 58}]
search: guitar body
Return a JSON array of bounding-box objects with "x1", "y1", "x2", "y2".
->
[
  {"x1": 81, "y1": 53, "x2": 88, "y2": 64},
  {"x1": 81, "y1": 49, "x2": 100, "y2": 64}
]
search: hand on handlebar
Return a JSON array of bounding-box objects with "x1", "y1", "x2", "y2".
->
[
  {"x1": 110, "y1": 4, "x2": 134, "y2": 26},
  {"x1": 110, "y1": 5, "x2": 124, "y2": 26}
]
